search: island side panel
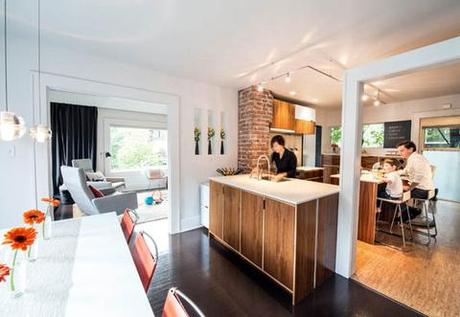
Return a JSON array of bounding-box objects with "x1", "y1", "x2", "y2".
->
[
  {"x1": 240, "y1": 191, "x2": 264, "y2": 267},
  {"x1": 209, "y1": 180, "x2": 224, "y2": 239},
  {"x1": 358, "y1": 182, "x2": 378, "y2": 244},
  {"x1": 223, "y1": 186, "x2": 241, "y2": 250},
  {"x1": 316, "y1": 193, "x2": 339, "y2": 286},
  {"x1": 264, "y1": 198, "x2": 295, "y2": 290},
  {"x1": 293, "y1": 200, "x2": 317, "y2": 304}
]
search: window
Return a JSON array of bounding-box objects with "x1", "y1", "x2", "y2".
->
[
  {"x1": 330, "y1": 127, "x2": 342, "y2": 146},
  {"x1": 110, "y1": 126, "x2": 167, "y2": 171},
  {"x1": 329, "y1": 124, "x2": 384, "y2": 148},
  {"x1": 362, "y1": 123, "x2": 384, "y2": 148},
  {"x1": 423, "y1": 126, "x2": 460, "y2": 149}
]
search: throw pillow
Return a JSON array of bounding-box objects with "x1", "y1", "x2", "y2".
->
[
  {"x1": 88, "y1": 185, "x2": 104, "y2": 198},
  {"x1": 85, "y1": 171, "x2": 105, "y2": 181}
]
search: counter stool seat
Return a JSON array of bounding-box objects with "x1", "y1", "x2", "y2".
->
[
  {"x1": 376, "y1": 191, "x2": 413, "y2": 249},
  {"x1": 411, "y1": 189, "x2": 437, "y2": 245}
]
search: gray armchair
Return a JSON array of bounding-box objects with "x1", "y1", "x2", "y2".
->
[
  {"x1": 61, "y1": 166, "x2": 138, "y2": 216},
  {"x1": 71, "y1": 159, "x2": 125, "y2": 193}
]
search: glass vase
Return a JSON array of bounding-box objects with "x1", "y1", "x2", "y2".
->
[
  {"x1": 27, "y1": 236, "x2": 39, "y2": 262},
  {"x1": 9, "y1": 251, "x2": 27, "y2": 297},
  {"x1": 43, "y1": 206, "x2": 53, "y2": 240}
]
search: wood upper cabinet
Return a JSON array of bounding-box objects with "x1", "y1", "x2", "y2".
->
[
  {"x1": 223, "y1": 186, "x2": 241, "y2": 250},
  {"x1": 240, "y1": 191, "x2": 264, "y2": 267},
  {"x1": 272, "y1": 99, "x2": 295, "y2": 131},
  {"x1": 294, "y1": 119, "x2": 315, "y2": 134},
  {"x1": 209, "y1": 181, "x2": 224, "y2": 238},
  {"x1": 263, "y1": 198, "x2": 295, "y2": 289}
]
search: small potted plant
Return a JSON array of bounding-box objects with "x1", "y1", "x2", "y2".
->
[
  {"x1": 220, "y1": 128, "x2": 226, "y2": 155},
  {"x1": 194, "y1": 127, "x2": 201, "y2": 155},
  {"x1": 208, "y1": 127, "x2": 215, "y2": 155}
]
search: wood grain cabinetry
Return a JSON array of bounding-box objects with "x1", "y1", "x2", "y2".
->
[
  {"x1": 209, "y1": 180, "x2": 339, "y2": 305},
  {"x1": 264, "y1": 198, "x2": 295, "y2": 288},
  {"x1": 223, "y1": 186, "x2": 241, "y2": 250},
  {"x1": 209, "y1": 181, "x2": 224, "y2": 238},
  {"x1": 240, "y1": 191, "x2": 264, "y2": 267},
  {"x1": 296, "y1": 169, "x2": 323, "y2": 182},
  {"x1": 272, "y1": 99, "x2": 295, "y2": 131}
]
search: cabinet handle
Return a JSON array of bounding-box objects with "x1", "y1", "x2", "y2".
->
[{"x1": 263, "y1": 199, "x2": 266, "y2": 210}]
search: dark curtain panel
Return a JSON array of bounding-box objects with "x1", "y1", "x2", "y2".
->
[{"x1": 51, "y1": 103, "x2": 98, "y2": 196}]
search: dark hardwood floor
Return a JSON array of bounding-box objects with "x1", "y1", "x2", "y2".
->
[{"x1": 145, "y1": 225, "x2": 424, "y2": 317}]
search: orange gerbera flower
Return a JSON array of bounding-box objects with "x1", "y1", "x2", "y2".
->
[
  {"x1": 41, "y1": 197, "x2": 60, "y2": 207},
  {"x1": 0, "y1": 264, "x2": 10, "y2": 283},
  {"x1": 23, "y1": 209, "x2": 46, "y2": 225},
  {"x1": 3, "y1": 227, "x2": 37, "y2": 251}
]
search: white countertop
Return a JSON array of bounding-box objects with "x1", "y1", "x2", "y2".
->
[
  {"x1": 330, "y1": 172, "x2": 384, "y2": 184},
  {"x1": 0, "y1": 213, "x2": 154, "y2": 317},
  {"x1": 209, "y1": 174, "x2": 339, "y2": 205},
  {"x1": 296, "y1": 166, "x2": 324, "y2": 172}
]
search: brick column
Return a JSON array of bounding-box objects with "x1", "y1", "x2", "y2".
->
[{"x1": 238, "y1": 86, "x2": 273, "y2": 173}]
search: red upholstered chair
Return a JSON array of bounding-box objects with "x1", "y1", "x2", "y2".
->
[
  {"x1": 162, "y1": 288, "x2": 205, "y2": 317},
  {"x1": 130, "y1": 231, "x2": 159, "y2": 292},
  {"x1": 120, "y1": 209, "x2": 138, "y2": 243}
]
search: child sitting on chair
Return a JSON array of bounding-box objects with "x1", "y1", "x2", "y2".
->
[{"x1": 378, "y1": 159, "x2": 403, "y2": 200}]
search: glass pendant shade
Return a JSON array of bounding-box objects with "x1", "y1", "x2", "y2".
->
[
  {"x1": 30, "y1": 123, "x2": 52, "y2": 142},
  {"x1": 0, "y1": 111, "x2": 27, "y2": 141}
]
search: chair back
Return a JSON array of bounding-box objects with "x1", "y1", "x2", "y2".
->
[
  {"x1": 121, "y1": 209, "x2": 138, "y2": 243},
  {"x1": 162, "y1": 288, "x2": 205, "y2": 317},
  {"x1": 131, "y1": 231, "x2": 159, "y2": 292},
  {"x1": 72, "y1": 159, "x2": 94, "y2": 173},
  {"x1": 61, "y1": 166, "x2": 97, "y2": 215}
]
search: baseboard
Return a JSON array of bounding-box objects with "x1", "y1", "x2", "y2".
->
[{"x1": 180, "y1": 215, "x2": 203, "y2": 232}]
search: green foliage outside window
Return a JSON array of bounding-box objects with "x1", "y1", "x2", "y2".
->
[{"x1": 110, "y1": 126, "x2": 168, "y2": 171}]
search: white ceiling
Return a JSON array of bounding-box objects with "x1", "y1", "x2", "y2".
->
[{"x1": 14, "y1": 0, "x2": 460, "y2": 107}]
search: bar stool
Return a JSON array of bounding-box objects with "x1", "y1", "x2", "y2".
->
[
  {"x1": 376, "y1": 190, "x2": 413, "y2": 249},
  {"x1": 411, "y1": 189, "x2": 437, "y2": 245}
]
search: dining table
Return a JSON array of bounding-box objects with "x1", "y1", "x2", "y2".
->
[{"x1": 0, "y1": 212, "x2": 154, "y2": 317}]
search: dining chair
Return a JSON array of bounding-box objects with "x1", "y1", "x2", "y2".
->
[
  {"x1": 120, "y1": 209, "x2": 139, "y2": 243},
  {"x1": 162, "y1": 287, "x2": 205, "y2": 317},
  {"x1": 130, "y1": 231, "x2": 159, "y2": 292}
]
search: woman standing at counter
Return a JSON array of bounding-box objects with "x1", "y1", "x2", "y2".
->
[{"x1": 271, "y1": 135, "x2": 297, "y2": 181}]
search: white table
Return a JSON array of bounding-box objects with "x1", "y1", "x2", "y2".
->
[{"x1": 0, "y1": 213, "x2": 154, "y2": 317}]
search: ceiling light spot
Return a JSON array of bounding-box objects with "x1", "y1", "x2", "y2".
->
[{"x1": 289, "y1": 91, "x2": 296, "y2": 96}]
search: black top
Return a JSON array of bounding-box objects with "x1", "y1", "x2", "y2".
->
[{"x1": 271, "y1": 149, "x2": 297, "y2": 178}]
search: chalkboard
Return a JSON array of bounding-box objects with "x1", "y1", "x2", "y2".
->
[{"x1": 384, "y1": 120, "x2": 411, "y2": 148}]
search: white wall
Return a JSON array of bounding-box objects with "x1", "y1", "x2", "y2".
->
[
  {"x1": 317, "y1": 93, "x2": 460, "y2": 154},
  {"x1": 0, "y1": 18, "x2": 238, "y2": 231}
]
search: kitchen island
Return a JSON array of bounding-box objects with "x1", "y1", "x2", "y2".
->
[{"x1": 208, "y1": 174, "x2": 339, "y2": 305}]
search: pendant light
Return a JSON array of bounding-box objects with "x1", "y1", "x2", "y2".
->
[
  {"x1": 0, "y1": 0, "x2": 27, "y2": 141},
  {"x1": 30, "y1": 0, "x2": 52, "y2": 142}
]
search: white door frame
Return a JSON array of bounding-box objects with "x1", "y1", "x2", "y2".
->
[
  {"x1": 336, "y1": 36, "x2": 460, "y2": 278},
  {"x1": 32, "y1": 71, "x2": 181, "y2": 234}
]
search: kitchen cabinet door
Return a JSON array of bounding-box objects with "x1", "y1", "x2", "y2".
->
[
  {"x1": 240, "y1": 191, "x2": 264, "y2": 267},
  {"x1": 272, "y1": 99, "x2": 295, "y2": 131},
  {"x1": 223, "y1": 186, "x2": 241, "y2": 250},
  {"x1": 263, "y1": 198, "x2": 295, "y2": 289},
  {"x1": 209, "y1": 181, "x2": 224, "y2": 238}
]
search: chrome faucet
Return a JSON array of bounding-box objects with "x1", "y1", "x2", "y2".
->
[{"x1": 251, "y1": 154, "x2": 271, "y2": 180}]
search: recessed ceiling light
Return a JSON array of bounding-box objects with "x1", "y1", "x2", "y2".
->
[
  {"x1": 289, "y1": 91, "x2": 296, "y2": 96},
  {"x1": 285, "y1": 73, "x2": 291, "y2": 83},
  {"x1": 373, "y1": 99, "x2": 380, "y2": 107},
  {"x1": 312, "y1": 98, "x2": 319, "y2": 102},
  {"x1": 256, "y1": 84, "x2": 264, "y2": 92},
  {"x1": 361, "y1": 94, "x2": 369, "y2": 101}
]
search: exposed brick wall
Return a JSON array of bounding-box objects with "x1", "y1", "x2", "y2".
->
[{"x1": 238, "y1": 86, "x2": 273, "y2": 173}]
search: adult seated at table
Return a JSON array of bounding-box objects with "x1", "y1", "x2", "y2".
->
[{"x1": 396, "y1": 140, "x2": 434, "y2": 214}]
